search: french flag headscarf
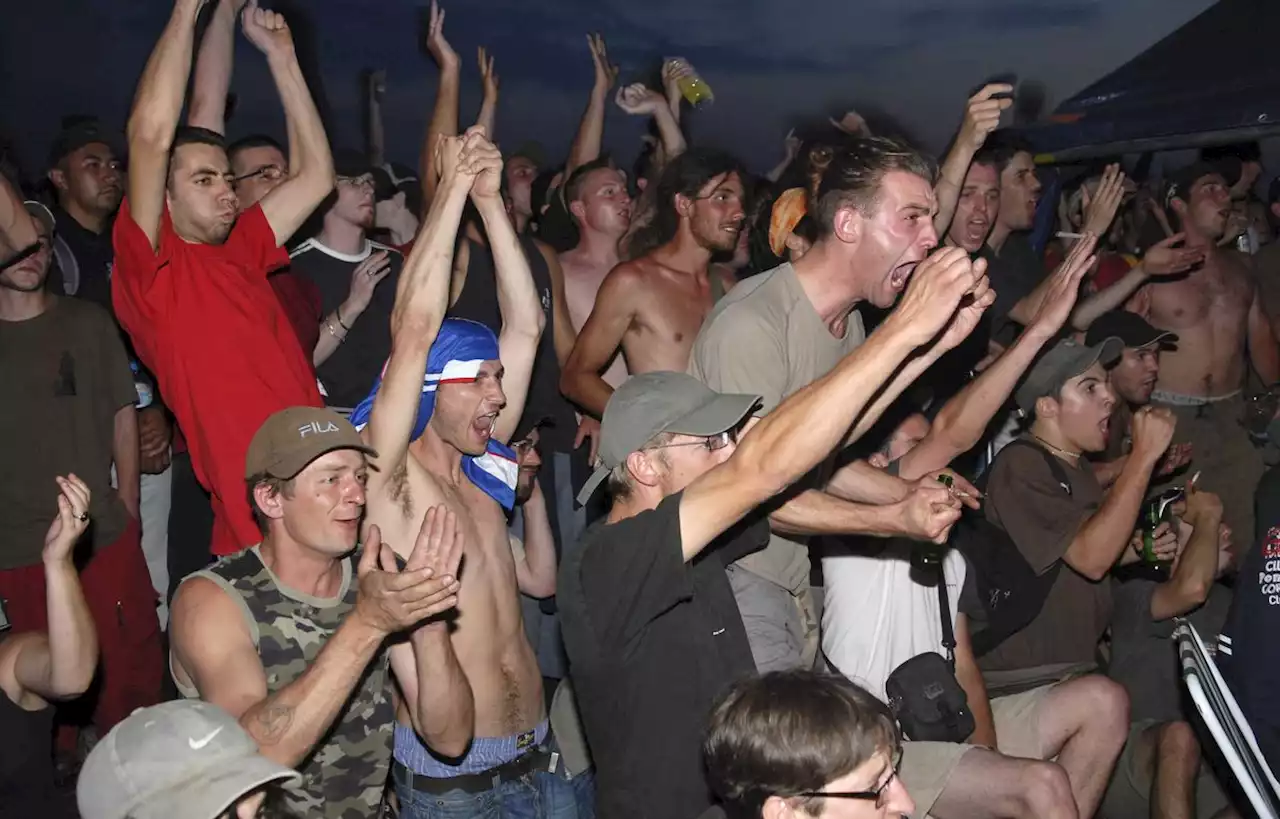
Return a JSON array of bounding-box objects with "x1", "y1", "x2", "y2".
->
[{"x1": 348, "y1": 318, "x2": 519, "y2": 510}]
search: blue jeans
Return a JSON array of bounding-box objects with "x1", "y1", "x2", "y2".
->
[{"x1": 395, "y1": 768, "x2": 594, "y2": 819}]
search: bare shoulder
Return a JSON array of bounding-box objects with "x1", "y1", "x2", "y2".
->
[{"x1": 171, "y1": 576, "x2": 251, "y2": 646}]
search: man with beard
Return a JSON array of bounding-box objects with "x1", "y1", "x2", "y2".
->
[
  {"x1": 354, "y1": 129, "x2": 574, "y2": 817},
  {"x1": 560, "y1": 148, "x2": 745, "y2": 420},
  {"x1": 112, "y1": 0, "x2": 335, "y2": 558},
  {"x1": 1128, "y1": 160, "x2": 1280, "y2": 548},
  {"x1": 290, "y1": 152, "x2": 404, "y2": 410}
]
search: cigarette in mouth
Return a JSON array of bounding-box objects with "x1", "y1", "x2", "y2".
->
[{"x1": 1055, "y1": 231, "x2": 1086, "y2": 239}]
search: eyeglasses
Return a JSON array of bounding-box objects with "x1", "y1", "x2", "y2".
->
[
  {"x1": 234, "y1": 164, "x2": 285, "y2": 185},
  {"x1": 337, "y1": 175, "x2": 376, "y2": 190},
  {"x1": 644, "y1": 429, "x2": 736, "y2": 454},
  {"x1": 795, "y1": 747, "x2": 903, "y2": 808}
]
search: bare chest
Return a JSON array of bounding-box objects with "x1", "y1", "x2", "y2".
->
[
  {"x1": 1149, "y1": 260, "x2": 1252, "y2": 331},
  {"x1": 625, "y1": 277, "x2": 716, "y2": 370}
]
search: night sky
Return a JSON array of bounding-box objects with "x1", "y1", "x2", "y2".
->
[{"x1": 1, "y1": 0, "x2": 1216, "y2": 177}]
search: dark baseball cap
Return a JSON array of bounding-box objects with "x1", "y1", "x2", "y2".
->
[
  {"x1": 48, "y1": 118, "x2": 121, "y2": 169},
  {"x1": 1084, "y1": 310, "x2": 1178, "y2": 351},
  {"x1": 509, "y1": 141, "x2": 546, "y2": 168},
  {"x1": 77, "y1": 700, "x2": 300, "y2": 819},
  {"x1": 332, "y1": 148, "x2": 375, "y2": 180},
  {"x1": 1015, "y1": 337, "x2": 1123, "y2": 414},
  {"x1": 371, "y1": 161, "x2": 419, "y2": 202},
  {"x1": 245, "y1": 407, "x2": 377, "y2": 480},
  {"x1": 1164, "y1": 158, "x2": 1240, "y2": 208},
  {"x1": 577, "y1": 372, "x2": 761, "y2": 504}
]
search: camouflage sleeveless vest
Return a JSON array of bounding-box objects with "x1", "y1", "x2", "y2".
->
[{"x1": 183, "y1": 547, "x2": 393, "y2": 819}]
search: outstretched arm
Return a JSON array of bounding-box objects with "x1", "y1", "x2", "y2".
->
[
  {"x1": 559, "y1": 262, "x2": 639, "y2": 418},
  {"x1": 419, "y1": 0, "x2": 460, "y2": 213},
  {"x1": 244, "y1": 2, "x2": 334, "y2": 246},
  {"x1": 125, "y1": 0, "x2": 206, "y2": 251},
  {"x1": 616, "y1": 84, "x2": 686, "y2": 167},
  {"x1": 365, "y1": 135, "x2": 475, "y2": 491},
  {"x1": 469, "y1": 136, "x2": 545, "y2": 444},
  {"x1": 899, "y1": 236, "x2": 1097, "y2": 479},
  {"x1": 564, "y1": 33, "x2": 617, "y2": 176},
  {"x1": 7, "y1": 476, "x2": 98, "y2": 708},
  {"x1": 188, "y1": 0, "x2": 246, "y2": 133},
  {"x1": 513, "y1": 483, "x2": 557, "y2": 598},
  {"x1": 1249, "y1": 285, "x2": 1280, "y2": 385},
  {"x1": 678, "y1": 248, "x2": 985, "y2": 559}
]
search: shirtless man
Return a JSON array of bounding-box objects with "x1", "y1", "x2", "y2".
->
[
  {"x1": 1130, "y1": 159, "x2": 1280, "y2": 548},
  {"x1": 354, "y1": 129, "x2": 576, "y2": 817},
  {"x1": 559, "y1": 147, "x2": 744, "y2": 419}
]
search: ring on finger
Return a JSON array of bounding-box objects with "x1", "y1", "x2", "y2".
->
[{"x1": 75, "y1": 511, "x2": 89, "y2": 522}]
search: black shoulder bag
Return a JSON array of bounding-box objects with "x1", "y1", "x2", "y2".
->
[{"x1": 882, "y1": 560, "x2": 976, "y2": 743}]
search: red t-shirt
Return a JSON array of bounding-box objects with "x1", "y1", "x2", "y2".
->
[
  {"x1": 112, "y1": 199, "x2": 323, "y2": 555},
  {"x1": 269, "y1": 270, "x2": 322, "y2": 361}
]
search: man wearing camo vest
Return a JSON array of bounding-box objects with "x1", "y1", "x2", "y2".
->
[{"x1": 168, "y1": 406, "x2": 475, "y2": 819}]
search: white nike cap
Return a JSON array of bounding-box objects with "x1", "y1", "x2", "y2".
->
[{"x1": 77, "y1": 700, "x2": 301, "y2": 819}]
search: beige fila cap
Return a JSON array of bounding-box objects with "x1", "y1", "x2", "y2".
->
[{"x1": 245, "y1": 406, "x2": 377, "y2": 480}]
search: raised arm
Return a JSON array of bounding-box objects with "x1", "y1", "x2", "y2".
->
[
  {"x1": 365, "y1": 135, "x2": 474, "y2": 488},
  {"x1": 616, "y1": 84, "x2": 686, "y2": 166},
  {"x1": 475, "y1": 48, "x2": 499, "y2": 139},
  {"x1": 933, "y1": 84, "x2": 1011, "y2": 237},
  {"x1": 899, "y1": 236, "x2": 1097, "y2": 479},
  {"x1": 125, "y1": 0, "x2": 206, "y2": 250},
  {"x1": 419, "y1": 0, "x2": 460, "y2": 212},
  {"x1": 468, "y1": 135, "x2": 545, "y2": 444},
  {"x1": 188, "y1": 0, "x2": 245, "y2": 133},
  {"x1": 765, "y1": 129, "x2": 802, "y2": 184},
  {"x1": 678, "y1": 248, "x2": 982, "y2": 558},
  {"x1": 244, "y1": 2, "x2": 334, "y2": 246},
  {"x1": 564, "y1": 33, "x2": 618, "y2": 177},
  {"x1": 6, "y1": 477, "x2": 99, "y2": 708},
  {"x1": 559, "y1": 262, "x2": 640, "y2": 418},
  {"x1": 1064, "y1": 407, "x2": 1174, "y2": 580}
]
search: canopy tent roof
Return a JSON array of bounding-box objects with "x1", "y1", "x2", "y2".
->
[{"x1": 1024, "y1": 0, "x2": 1280, "y2": 163}]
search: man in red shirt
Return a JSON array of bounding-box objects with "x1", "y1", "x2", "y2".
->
[{"x1": 112, "y1": 0, "x2": 334, "y2": 557}]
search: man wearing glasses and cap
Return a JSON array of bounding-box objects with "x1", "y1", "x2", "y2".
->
[{"x1": 558, "y1": 246, "x2": 987, "y2": 819}]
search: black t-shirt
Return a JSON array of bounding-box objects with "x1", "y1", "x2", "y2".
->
[
  {"x1": 50, "y1": 204, "x2": 115, "y2": 313},
  {"x1": 1219, "y1": 466, "x2": 1280, "y2": 770},
  {"x1": 559, "y1": 492, "x2": 767, "y2": 819},
  {"x1": 289, "y1": 238, "x2": 402, "y2": 408},
  {"x1": 448, "y1": 236, "x2": 577, "y2": 453},
  {"x1": 985, "y1": 232, "x2": 1044, "y2": 346}
]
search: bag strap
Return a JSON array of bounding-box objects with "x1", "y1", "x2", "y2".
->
[{"x1": 935, "y1": 560, "x2": 956, "y2": 669}]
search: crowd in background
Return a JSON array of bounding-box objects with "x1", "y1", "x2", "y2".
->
[{"x1": 5, "y1": 1, "x2": 1280, "y2": 818}]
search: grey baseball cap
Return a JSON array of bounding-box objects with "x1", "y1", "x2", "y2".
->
[
  {"x1": 77, "y1": 700, "x2": 301, "y2": 819},
  {"x1": 577, "y1": 371, "x2": 761, "y2": 504},
  {"x1": 1015, "y1": 337, "x2": 1124, "y2": 414}
]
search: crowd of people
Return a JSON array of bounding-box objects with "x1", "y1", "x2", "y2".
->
[{"x1": 5, "y1": 0, "x2": 1280, "y2": 817}]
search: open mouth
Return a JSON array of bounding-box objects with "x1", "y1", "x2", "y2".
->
[
  {"x1": 472, "y1": 411, "x2": 499, "y2": 438},
  {"x1": 889, "y1": 262, "x2": 918, "y2": 292}
]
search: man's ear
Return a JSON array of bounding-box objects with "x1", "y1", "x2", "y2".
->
[
  {"x1": 48, "y1": 168, "x2": 68, "y2": 194},
  {"x1": 832, "y1": 205, "x2": 862, "y2": 245},
  {"x1": 625, "y1": 450, "x2": 664, "y2": 489}
]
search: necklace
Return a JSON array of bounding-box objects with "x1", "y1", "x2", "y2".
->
[{"x1": 1031, "y1": 433, "x2": 1081, "y2": 465}]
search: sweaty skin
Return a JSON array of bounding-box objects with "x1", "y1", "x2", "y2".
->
[{"x1": 559, "y1": 251, "x2": 630, "y2": 388}]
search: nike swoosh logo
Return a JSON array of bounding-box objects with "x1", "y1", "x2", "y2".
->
[{"x1": 188, "y1": 726, "x2": 224, "y2": 750}]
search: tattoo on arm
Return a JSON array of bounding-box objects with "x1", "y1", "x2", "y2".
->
[{"x1": 253, "y1": 703, "x2": 295, "y2": 744}]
